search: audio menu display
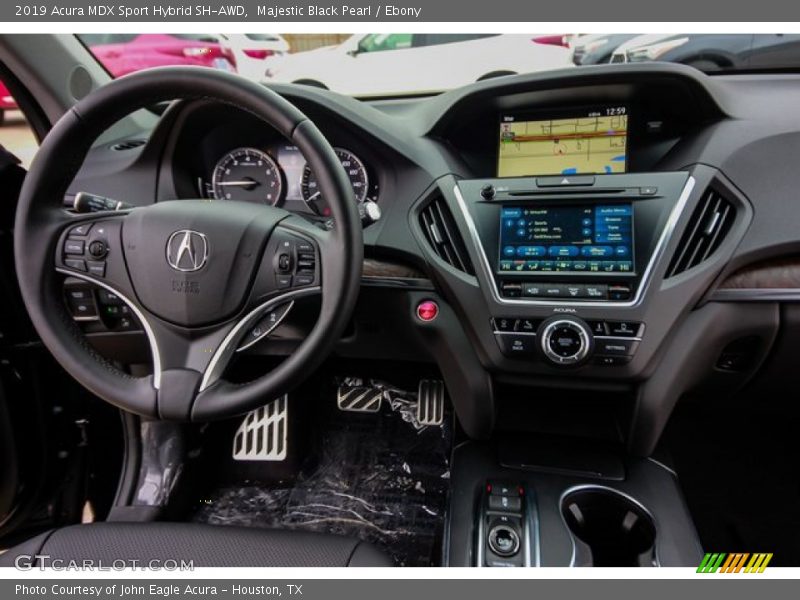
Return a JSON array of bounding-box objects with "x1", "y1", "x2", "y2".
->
[{"x1": 498, "y1": 205, "x2": 634, "y2": 274}]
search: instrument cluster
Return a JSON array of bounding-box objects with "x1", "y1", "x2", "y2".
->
[{"x1": 200, "y1": 142, "x2": 380, "y2": 219}]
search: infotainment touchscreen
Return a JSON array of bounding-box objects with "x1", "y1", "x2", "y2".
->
[
  {"x1": 497, "y1": 106, "x2": 627, "y2": 177},
  {"x1": 498, "y1": 205, "x2": 634, "y2": 274}
]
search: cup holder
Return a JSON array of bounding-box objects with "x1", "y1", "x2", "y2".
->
[{"x1": 561, "y1": 487, "x2": 657, "y2": 567}]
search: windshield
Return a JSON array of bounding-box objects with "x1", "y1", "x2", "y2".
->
[{"x1": 78, "y1": 33, "x2": 800, "y2": 97}]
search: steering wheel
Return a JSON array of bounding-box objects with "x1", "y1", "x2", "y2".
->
[{"x1": 14, "y1": 67, "x2": 363, "y2": 421}]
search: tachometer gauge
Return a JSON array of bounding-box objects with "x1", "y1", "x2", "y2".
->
[
  {"x1": 301, "y1": 148, "x2": 368, "y2": 216},
  {"x1": 212, "y1": 147, "x2": 283, "y2": 205}
]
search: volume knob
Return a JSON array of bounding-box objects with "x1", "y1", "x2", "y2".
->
[{"x1": 480, "y1": 184, "x2": 496, "y2": 200}]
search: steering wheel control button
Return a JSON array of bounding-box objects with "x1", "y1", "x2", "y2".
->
[
  {"x1": 86, "y1": 261, "x2": 106, "y2": 277},
  {"x1": 68, "y1": 296, "x2": 98, "y2": 319},
  {"x1": 66, "y1": 288, "x2": 91, "y2": 302},
  {"x1": 64, "y1": 258, "x2": 87, "y2": 271},
  {"x1": 267, "y1": 233, "x2": 318, "y2": 291},
  {"x1": 97, "y1": 289, "x2": 122, "y2": 305},
  {"x1": 64, "y1": 239, "x2": 85, "y2": 255},
  {"x1": 539, "y1": 317, "x2": 592, "y2": 366},
  {"x1": 277, "y1": 253, "x2": 292, "y2": 272},
  {"x1": 296, "y1": 254, "x2": 315, "y2": 272},
  {"x1": 416, "y1": 300, "x2": 439, "y2": 322},
  {"x1": 87, "y1": 240, "x2": 108, "y2": 259},
  {"x1": 239, "y1": 302, "x2": 294, "y2": 351},
  {"x1": 294, "y1": 273, "x2": 314, "y2": 287},
  {"x1": 69, "y1": 223, "x2": 93, "y2": 237}
]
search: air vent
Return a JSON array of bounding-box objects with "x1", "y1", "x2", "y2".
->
[
  {"x1": 419, "y1": 194, "x2": 475, "y2": 275},
  {"x1": 666, "y1": 187, "x2": 736, "y2": 277},
  {"x1": 110, "y1": 139, "x2": 146, "y2": 151}
]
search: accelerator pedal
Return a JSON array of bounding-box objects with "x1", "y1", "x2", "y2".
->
[
  {"x1": 337, "y1": 379, "x2": 383, "y2": 413},
  {"x1": 416, "y1": 379, "x2": 446, "y2": 426},
  {"x1": 232, "y1": 395, "x2": 288, "y2": 461}
]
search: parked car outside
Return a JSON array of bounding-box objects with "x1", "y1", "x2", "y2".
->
[
  {"x1": 79, "y1": 33, "x2": 236, "y2": 77},
  {"x1": 570, "y1": 34, "x2": 638, "y2": 64},
  {"x1": 0, "y1": 80, "x2": 16, "y2": 125},
  {"x1": 261, "y1": 33, "x2": 573, "y2": 95},
  {"x1": 609, "y1": 34, "x2": 676, "y2": 63},
  {"x1": 620, "y1": 33, "x2": 800, "y2": 71},
  {"x1": 219, "y1": 34, "x2": 290, "y2": 79}
]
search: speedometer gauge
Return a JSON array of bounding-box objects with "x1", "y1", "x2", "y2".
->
[
  {"x1": 301, "y1": 148, "x2": 368, "y2": 216},
  {"x1": 212, "y1": 147, "x2": 283, "y2": 205}
]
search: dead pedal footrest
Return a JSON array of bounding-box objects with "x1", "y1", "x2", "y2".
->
[
  {"x1": 417, "y1": 379, "x2": 445, "y2": 426},
  {"x1": 232, "y1": 395, "x2": 288, "y2": 461}
]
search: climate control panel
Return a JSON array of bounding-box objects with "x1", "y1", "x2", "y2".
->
[{"x1": 492, "y1": 316, "x2": 643, "y2": 367}]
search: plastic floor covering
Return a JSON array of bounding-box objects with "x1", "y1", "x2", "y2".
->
[{"x1": 191, "y1": 380, "x2": 452, "y2": 567}]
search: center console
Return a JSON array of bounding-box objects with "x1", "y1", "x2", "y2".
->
[
  {"x1": 446, "y1": 441, "x2": 704, "y2": 567},
  {"x1": 452, "y1": 171, "x2": 693, "y2": 374}
]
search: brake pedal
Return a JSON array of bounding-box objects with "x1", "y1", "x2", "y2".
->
[
  {"x1": 232, "y1": 395, "x2": 288, "y2": 461},
  {"x1": 417, "y1": 380, "x2": 445, "y2": 426},
  {"x1": 337, "y1": 379, "x2": 382, "y2": 413}
]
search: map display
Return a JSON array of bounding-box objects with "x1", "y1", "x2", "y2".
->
[{"x1": 498, "y1": 109, "x2": 628, "y2": 177}]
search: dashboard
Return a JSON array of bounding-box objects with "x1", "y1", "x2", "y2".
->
[{"x1": 60, "y1": 63, "x2": 800, "y2": 453}]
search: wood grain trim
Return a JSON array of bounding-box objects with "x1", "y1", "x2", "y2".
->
[
  {"x1": 719, "y1": 257, "x2": 800, "y2": 289},
  {"x1": 362, "y1": 258, "x2": 427, "y2": 280}
]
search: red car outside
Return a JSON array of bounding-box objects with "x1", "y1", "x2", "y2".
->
[
  {"x1": 0, "y1": 80, "x2": 16, "y2": 125},
  {"x1": 80, "y1": 34, "x2": 236, "y2": 78}
]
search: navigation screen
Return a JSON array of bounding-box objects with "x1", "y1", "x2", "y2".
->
[
  {"x1": 498, "y1": 205, "x2": 634, "y2": 274},
  {"x1": 497, "y1": 106, "x2": 628, "y2": 177}
]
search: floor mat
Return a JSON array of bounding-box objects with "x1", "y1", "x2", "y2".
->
[{"x1": 191, "y1": 379, "x2": 452, "y2": 567}]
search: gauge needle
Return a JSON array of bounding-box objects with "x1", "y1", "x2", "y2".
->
[
  {"x1": 306, "y1": 191, "x2": 321, "y2": 201},
  {"x1": 217, "y1": 180, "x2": 260, "y2": 188}
]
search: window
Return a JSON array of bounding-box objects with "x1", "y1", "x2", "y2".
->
[
  {"x1": 413, "y1": 34, "x2": 497, "y2": 48},
  {"x1": 358, "y1": 34, "x2": 413, "y2": 53},
  {"x1": 0, "y1": 74, "x2": 37, "y2": 169}
]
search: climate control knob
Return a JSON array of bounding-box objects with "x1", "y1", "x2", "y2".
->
[{"x1": 538, "y1": 316, "x2": 593, "y2": 366}]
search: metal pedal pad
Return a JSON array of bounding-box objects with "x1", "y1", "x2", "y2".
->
[
  {"x1": 417, "y1": 379, "x2": 445, "y2": 426},
  {"x1": 337, "y1": 379, "x2": 383, "y2": 413},
  {"x1": 232, "y1": 395, "x2": 288, "y2": 461}
]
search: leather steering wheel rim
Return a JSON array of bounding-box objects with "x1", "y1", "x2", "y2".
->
[{"x1": 14, "y1": 67, "x2": 363, "y2": 421}]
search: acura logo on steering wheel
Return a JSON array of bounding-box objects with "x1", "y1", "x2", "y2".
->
[{"x1": 166, "y1": 230, "x2": 209, "y2": 272}]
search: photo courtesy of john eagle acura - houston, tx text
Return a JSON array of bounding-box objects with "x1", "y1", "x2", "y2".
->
[{"x1": 0, "y1": 25, "x2": 799, "y2": 580}]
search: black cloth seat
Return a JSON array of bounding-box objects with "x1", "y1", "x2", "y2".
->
[{"x1": 0, "y1": 522, "x2": 393, "y2": 567}]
